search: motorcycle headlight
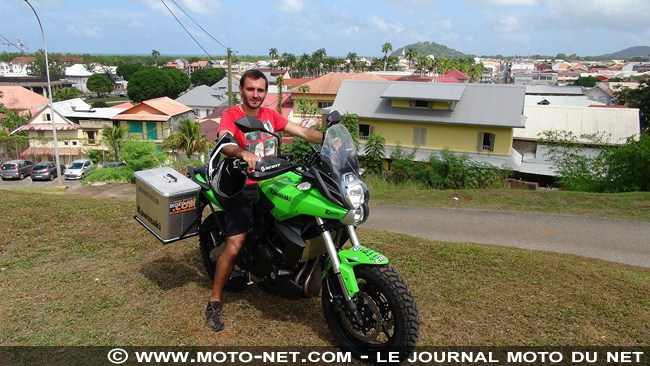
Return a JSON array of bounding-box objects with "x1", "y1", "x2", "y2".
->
[{"x1": 345, "y1": 183, "x2": 364, "y2": 209}]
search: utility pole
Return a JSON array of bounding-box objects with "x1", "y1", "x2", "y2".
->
[
  {"x1": 25, "y1": 0, "x2": 63, "y2": 188},
  {"x1": 227, "y1": 47, "x2": 233, "y2": 107}
]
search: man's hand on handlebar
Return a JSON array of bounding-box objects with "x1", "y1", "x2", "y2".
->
[{"x1": 242, "y1": 150, "x2": 261, "y2": 170}]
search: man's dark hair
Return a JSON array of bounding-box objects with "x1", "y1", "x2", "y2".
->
[{"x1": 239, "y1": 69, "x2": 268, "y2": 91}]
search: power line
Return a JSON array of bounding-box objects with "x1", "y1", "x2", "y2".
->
[
  {"x1": 0, "y1": 34, "x2": 22, "y2": 52},
  {"x1": 159, "y1": 0, "x2": 217, "y2": 63},
  {"x1": 168, "y1": 0, "x2": 229, "y2": 51}
]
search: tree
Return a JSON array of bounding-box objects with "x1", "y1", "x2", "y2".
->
[
  {"x1": 363, "y1": 134, "x2": 385, "y2": 175},
  {"x1": 165, "y1": 119, "x2": 208, "y2": 158},
  {"x1": 121, "y1": 140, "x2": 165, "y2": 171},
  {"x1": 405, "y1": 48, "x2": 418, "y2": 69},
  {"x1": 27, "y1": 49, "x2": 65, "y2": 80},
  {"x1": 381, "y1": 42, "x2": 392, "y2": 71},
  {"x1": 151, "y1": 49, "x2": 160, "y2": 66},
  {"x1": 101, "y1": 126, "x2": 128, "y2": 160},
  {"x1": 91, "y1": 101, "x2": 109, "y2": 108},
  {"x1": 346, "y1": 52, "x2": 357, "y2": 72},
  {"x1": 276, "y1": 75, "x2": 284, "y2": 115},
  {"x1": 340, "y1": 113, "x2": 360, "y2": 149},
  {"x1": 127, "y1": 68, "x2": 173, "y2": 102},
  {"x1": 53, "y1": 87, "x2": 83, "y2": 102},
  {"x1": 86, "y1": 74, "x2": 113, "y2": 97},
  {"x1": 116, "y1": 63, "x2": 144, "y2": 81},
  {"x1": 615, "y1": 80, "x2": 650, "y2": 132},
  {"x1": 190, "y1": 68, "x2": 226, "y2": 86},
  {"x1": 572, "y1": 76, "x2": 599, "y2": 88},
  {"x1": 161, "y1": 67, "x2": 190, "y2": 98},
  {"x1": 269, "y1": 48, "x2": 278, "y2": 68}
]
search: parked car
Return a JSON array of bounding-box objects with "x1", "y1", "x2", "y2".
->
[
  {"x1": 102, "y1": 161, "x2": 126, "y2": 168},
  {"x1": 64, "y1": 159, "x2": 94, "y2": 180},
  {"x1": 30, "y1": 162, "x2": 59, "y2": 181},
  {"x1": 1, "y1": 160, "x2": 34, "y2": 180}
]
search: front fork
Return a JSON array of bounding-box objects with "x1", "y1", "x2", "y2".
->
[{"x1": 318, "y1": 218, "x2": 388, "y2": 322}]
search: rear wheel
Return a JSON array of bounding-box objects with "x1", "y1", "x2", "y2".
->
[
  {"x1": 199, "y1": 213, "x2": 248, "y2": 292},
  {"x1": 19, "y1": 173, "x2": 24, "y2": 180},
  {"x1": 49, "y1": 174, "x2": 54, "y2": 181},
  {"x1": 322, "y1": 265, "x2": 419, "y2": 362}
]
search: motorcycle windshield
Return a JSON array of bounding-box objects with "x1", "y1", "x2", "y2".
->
[{"x1": 321, "y1": 124, "x2": 359, "y2": 177}]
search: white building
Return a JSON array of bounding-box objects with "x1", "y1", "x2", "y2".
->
[{"x1": 65, "y1": 64, "x2": 93, "y2": 93}]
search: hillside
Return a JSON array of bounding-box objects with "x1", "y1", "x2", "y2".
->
[
  {"x1": 599, "y1": 46, "x2": 650, "y2": 59},
  {"x1": 391, "y1": 41, "x2": 469, "y2": 59}
]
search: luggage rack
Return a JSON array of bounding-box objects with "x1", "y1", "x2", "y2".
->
[{"x1": 133, "y1": 209, "x2": 201, "y2": 245}]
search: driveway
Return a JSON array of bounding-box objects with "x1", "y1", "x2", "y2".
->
[
  {"x1": 0, "y1": 176, "x2": 81, "y2": 190},
  {"x1": 365, "y1": 206, "x2": 650, "y2": 268}
]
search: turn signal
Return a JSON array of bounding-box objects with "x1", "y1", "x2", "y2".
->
[{"x1": 296, "y1": 182, "x2": 311, "y2": 191}]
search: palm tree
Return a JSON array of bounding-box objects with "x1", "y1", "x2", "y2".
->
[
  {"x1": 151, "y1": 49, "x2": 160, "y2": 67},
  {"x1": 405, "y1": 48, "x2": 418, "y2": 69},
  {"x1": 346, "y1": 52, "x2": 358, "y2": 72},
  {"x1": 312, "y1": 48, "x2": 326, "y2": 75},
  {"x1": 101, "y1": 126, "x2": 128, "y2": 160},
  {"x1": 269, "y1": 48, "x2": 278, "y2": 68},
  {"x1": 176, "y1": 119, "x2": 208, "y2": 158},
  {"x1": 381, "y1": 42, "x2": 392, "y2": 71},
  {"x1": 415, "y1": 56, "x2": 429, "y2": 76}
]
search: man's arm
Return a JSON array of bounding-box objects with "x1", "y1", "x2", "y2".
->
[
  {"x1": 217, "y1": 130, "x2": 260, "y2": 169},
  {"x1": 283, "y1": 121, "x2": 324, "y2": 144}
]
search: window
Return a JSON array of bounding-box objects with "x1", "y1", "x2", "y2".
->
[
  {"x1": 42, "y1": 113, "x2": 51, "y2": 121},
  {"x1": 359, "y1": 124, "x2": 373, "y2": 140},
  {"x1": 477, "y1": 132, "x2": 495, "y2": 152},
  {"x1": 64, "y1": 141, "x2": 69, "y2": 146},
  {"x1": 318, "y1": 101, "x2": 333, "y2": 109},
  {"x1": 72, "y1": 141, "x2": 78, "y2": 146},
  {"x1": 87, "y1": 131, "x2": 96, "y2": 144},
  {"x1": 37, "y1": 131, "x2": 45, "y2": 137},
  {"x1": 413, "y1": 127, "x2": 426, "y2": 146},
  {"x1": 409, "y1": 100, "x2": 430, "y2": 108}
]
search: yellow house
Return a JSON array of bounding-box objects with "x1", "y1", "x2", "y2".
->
[
  {"x1": 111, "y1": 97, "x2": 194, "y2": 142},
  {"x1": 330, "y1": 80, "x2": 526, "y2": 167}
]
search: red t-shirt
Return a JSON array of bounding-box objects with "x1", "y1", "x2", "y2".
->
[
  {"x1": 217, "y1": 106, "x2": 288, "y2": 185},
  {"x1": 218, "y1": 106, "x2": 288, "y2": 156}
]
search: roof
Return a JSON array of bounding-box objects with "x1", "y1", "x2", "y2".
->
[
  {"x1": 211, "y1": 77, "x2": 240, "y2": 92},
  {"x1": 434, "y1": 74, "x2": 461, "y2": 83},
  {"x1": 11, "y1": 56, "x2": 35, "y2": 65},
  {"x1": 21, "y1": 147, "x2": 81, "y2": 158},
  {"x1": 205, "y1": 105, "x2": 230, "y2": 119},
  {"x1": 394, "y1": 75, "x2": 434, "y2": 82},
  {"x1": 515, "y1": 105, "x2": 640, "y2": 145},
  {"x1": 111, "y1": 102, "x2": 134, "y2": 109},
  {"x1": 262, "y1": 93, "x2": 293, "y2": 119},
  {"x1": 283, "y1": 78, "x2": 316, "y2": 86},
  {"x1": 381, "y1": 83, "x2": 466, "y2": 102},
  {"x1": 299, "y1": 73, "x2": 385, "y2": 95},
  {"x1": 53, "y1": 98, "x2": 127, "y2": 119},
  {"x1": 112, "y1": 97, "x2": 192, "y2": 121},
  {"x1": 332, "y1": 80, "x2": 526, "y2": 128},
  {"x1": 199, "y1": 119, "x2": 220, "y2": 141},
  {"x1": 190, "y1": 60, "x2": 209, "y2": 67},
  {"x1": 443, "y1": 70, "x2": 469, "y2": 80},
  {"x1": 21, "y1": 123, "x2": 79, "y2": 131},
  {"x1": 0, "y1": 86, "x2": 49, "y2": 115},
  {"x1": 525, "y1": 95, "x2": 591, "y2": 107},
  {"x1": 175, "y1": 85, "x2": 227, "y2": 107},
  {"x1": 525, "y1": 85, "x2": 585, "y2": 96},
  {"x1": 65, "y1": 64, "x2": 93, "y2": 77}
]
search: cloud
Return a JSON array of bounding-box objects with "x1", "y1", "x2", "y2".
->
[
  {"x1": 488, "y1": 0, "x2": 536, "y2": 5},
  {"x1": 178, "y1": 0, "x2": 222, "y2": 15},
  {"x1": 541, "y1": 0, "x2": 650, "y2": 32},
  {"x1": 368, "y1": 15, "x2": 404, "y2": 33},
  {"x1": 278, "y1": 0, "x2": 304, "y2": 13},
  {"x1": 486, "y1": 12, "x2": 521, "y2": 32},
  {"x1": 436, "y1": 19, "x2": 452, "y2": 29},
  {"x1": 341, "y1": 26, "x2": 361, "y2": 36},
  {"x1": 67, "y1": 25, "x2": 101, "y2": 38},
  {"x1": 88, "y1": 11, "x2": 145, "y2": 29},
  {"x1": 383, "y1": 0, "x2": 437, "y2": 8},
  {"x1": 499, "y1": 33, "x2": 531, "y2": 45}
]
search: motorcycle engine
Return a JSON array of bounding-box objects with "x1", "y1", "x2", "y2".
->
[{"x1": 254, "y1": 245, "x2": 274, "y2": 278}]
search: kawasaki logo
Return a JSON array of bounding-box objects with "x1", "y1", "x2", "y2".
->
[
  {"x1": 260, "y1": 163, "x2": 281, "y2": 172},
  {"x1": 269, "y1": 188, "x2": 291, "y2": 201},
  {"x1": 137, "y1": 205, "x2": 161, "y2": 230}
]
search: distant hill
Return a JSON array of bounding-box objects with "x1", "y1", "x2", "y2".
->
[
  {"x1": 598, "y1": 46, "x2": 650, "y2": 60},
  {"x1": 391, "y1": 41, "x2": 469, "y2": 59}
]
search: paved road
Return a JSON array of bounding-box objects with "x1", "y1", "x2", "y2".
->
[
  {"x1": 0, "y1": 176, "x2": 81, "y2": 189},
  {"x1": 365, "y1": 205, "x2": 650, "y2": 268}
]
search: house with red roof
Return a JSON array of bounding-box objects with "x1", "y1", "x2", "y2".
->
[
  {"x1": 0, "y1": 86, "x2": 49, "y2": 116},
  {"x1": 111, "y1": 97, "x2": 193, "y2": 142}
]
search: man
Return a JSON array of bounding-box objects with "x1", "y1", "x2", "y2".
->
[{"x1": 206, "y1": 69, "x2": 323, "y2": 332}]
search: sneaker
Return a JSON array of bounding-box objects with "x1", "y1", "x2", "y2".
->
[{"x1": 205, "y1": 301, "x2": 225, "y2": 332}]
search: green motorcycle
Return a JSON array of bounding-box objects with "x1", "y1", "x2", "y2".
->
[{"x1": 188, "y1": 112, "x2": 419, "y2": 361}]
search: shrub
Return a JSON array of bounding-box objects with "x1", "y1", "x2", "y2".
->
[
  {"x1": 165, "y1": 157, "x2": 204, "y2": 175},
  {"x1": 363, "y1": 134, "x2": 385, "y2": 175},
  {"x1": 120, "y1": 140, "x2": 165, "y2": 171},
  {"x1": 91, "y1": 101, "x2": 109, "y2": 108},
  {"x1": 87, "y1": 149, "x2": 103, "y2": 165},
  {"x1": 83, "y1": 166, "x2": 134, "y2": 183}
]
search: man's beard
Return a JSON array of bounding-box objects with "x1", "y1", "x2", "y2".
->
[{"x1": 243, "y1": 95, "x2": 263, "y2": 110}]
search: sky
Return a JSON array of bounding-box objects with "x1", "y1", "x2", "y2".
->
[{"x1": 2, "y1": 0, "x2": 650, "y2": 58}]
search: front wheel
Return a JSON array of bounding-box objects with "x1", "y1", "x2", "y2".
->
[{"x1": 322, "y1": 265, "x2": 419, "y2": 362}]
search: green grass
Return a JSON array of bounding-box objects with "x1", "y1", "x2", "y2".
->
[
  {"x1": 1, "y1": 191, "x2": 648, "y2": 346},
  {"x1": 366, "y1": 176, "x2": 650, "y2": 222}
]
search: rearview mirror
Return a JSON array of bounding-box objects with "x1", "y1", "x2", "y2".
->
[
  {"x1": 235, "y1": 116, "x2": 268, "y2": 133},
  {"x1": 326, "y1": 111, "x2": 341, "y2": 128}
]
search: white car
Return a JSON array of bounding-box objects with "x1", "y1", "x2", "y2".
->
[{"x1": 64, "y1": 159, "x2": 94, "y2": 180}]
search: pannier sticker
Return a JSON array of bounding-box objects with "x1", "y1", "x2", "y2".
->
[{"x1": 169, "y1": 197, "x2": 197, "y2": 215}]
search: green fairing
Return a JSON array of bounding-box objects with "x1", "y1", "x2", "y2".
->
[
  {"x1": 196, "y1": 173, "x2": 222, "y2": 209},
  {"x1": 258, "y1": 172, "x2": 347, "y2": 221},
  {"x1": 323, "y1": 245, "x2": 389, "y2": 297}
]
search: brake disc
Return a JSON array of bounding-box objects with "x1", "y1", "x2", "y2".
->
[{"x1": 340, "y1": 292, "x2": 383, "y2": 343}]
